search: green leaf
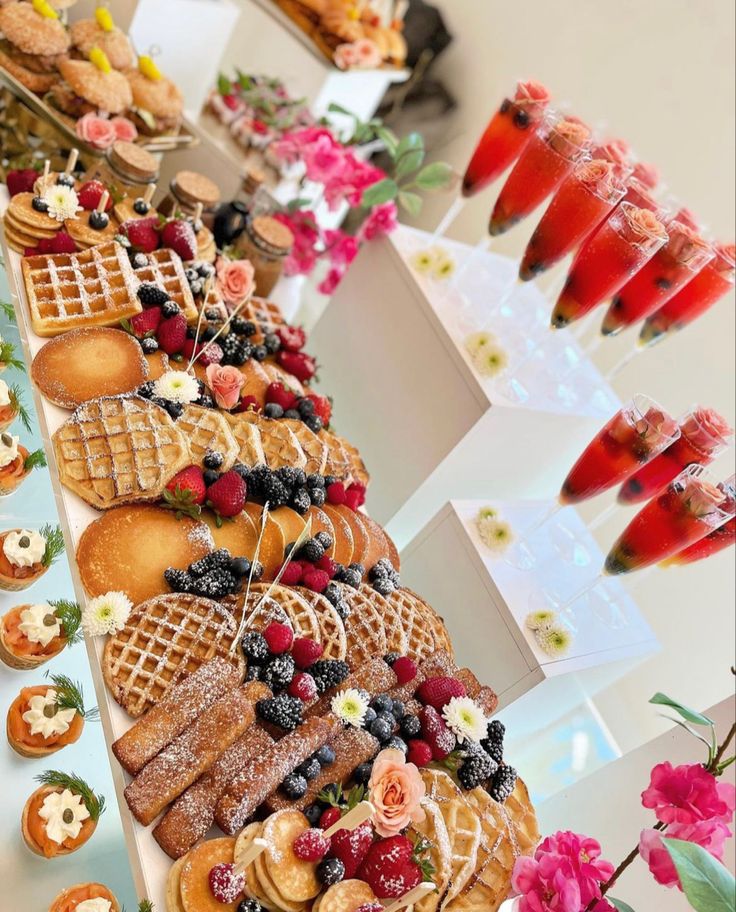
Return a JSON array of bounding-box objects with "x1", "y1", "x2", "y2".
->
[
  {"x1": 217, "y1": 74, "x2": 231, "y2": 96},
  {"x1": 0, "y1": 300, "x2": 16, "y2": 322},
  {"x1": 398, "y1": 190, "x2": 422, "y2": 217},
  {"x1": 609, "y1": 899, "x2": 637, "y2": 912},
  {"x1": 237, "y1": 73, "x2": 253, "y2": 91},
  {"x1": 396, "y1": 131, "x2": 424, "y2": 159},
  {"x1": 361, "y1": 179, "x2": 399, "y2": 208},
  {"x1": 287, "y1": 198, "x2": 312, "y2": 212},
  {"x1": 375, "y1": 125, "x2": 399, "y2": 156},
  {"x1": 327, "y1": 102, "x2": 356, "y2": 118},
  {"x1": 650, "y1": 692, "x2": 714, "y2": 727},
  {"x1": 414, "y1": 161, "x2": 455, "y2": 191},
  {"x1": 662, "y1": 837, "x2": 735, "y2": 912},
  {"x1": 394, "y1": 148, "x2": 425, "y2": 181}
]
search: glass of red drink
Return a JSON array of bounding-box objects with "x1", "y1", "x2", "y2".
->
[
  {"x1": 638, "y1": 242, "x2": 735, "y2": 347},
  {"x1": 462, "y1": 80, "x2": 550, "y2": 197},
  {"x1": 622, "y1": 176, "x2": 662, "y2": 212},
  {"x1": 617, "y1": 406, "x2": 733, "y2": 504},
  {"x1": 590, "y1": 138, "x2": 633, "y2": 180},
  {"x1": 600, "y1": 218, "x2": 714, "y2": 335},
  {"x1": 489, "y1": 111, "x2": 590, "y2": 236},
  {"x1": 630, "y1": 161, "x2": 660, "y2": 189},
  {"x1": 519, "y1": 159, "x2": 626, "y2": 281},
  {"x1": 661, "y1": 474, "x2": 735, "y2": 567},
  {"x1": 605, "y1": 464, "x2": 736, "y2": 574},
  {"x1": 551, "y1": 203, "x2": 668, "y2": 329}
]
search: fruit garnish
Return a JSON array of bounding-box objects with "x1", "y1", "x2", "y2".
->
[
  {"x1": 163, "y1": 466, "x2": 206, "y2": 519},
  {"x1": 139, "y1": 54, "x2": 163, "y2": 81},
  {"x1": 95, "y1": 7, "x2": 114, "y2": 31},
  {"x1": 161, "y1": 218, "x2": 197, "y2": 260},
  {"x1": 156, "y1": 313, "x2": 188, "y2": 355},
  {"x1": 206, "y1": 469, "x2": 247, "y2": 525},
  {"x1": 291, "y1": 637, "x2": 324, "y2": 669},
  {"x1": 208, "y1": 862, "x2": 244, "y2": 903},
  {"x1": 89, "y1": 46, "x2": 112, "y2": 73},
  {"x1": 124, "y1": 217, "x2": 160, "y2": 253},
  {"x1": 358, "y1": 834, "x2": 435, "y2": 899},
  {"x1": 330, "y1": 819, "x2": 374, "y2": 878},
  {"x1": 293, "y1": 828, "x2": 330, "y2": 862},
  {"x1": 78, "y1": 180, "x2": 112, "y2": 212},
  {"x1": 416, "y1": 676, "x2": 467, "y2": 710},
  {"x1": 263, "y1": 621, "x2": 293, "y2": 655},
  {"x1": 32, "y1": 0, "x2": 58, "y2": 19},
  {"x1": 277, "y1": 350, "x2": 316, "y2": 383},
  {"x1": 34, "y1": 770, "x2": 106, "y2": 820}
]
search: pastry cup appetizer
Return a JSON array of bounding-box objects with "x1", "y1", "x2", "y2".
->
[
  {"x1": 0, "y1": 379, "x2": 31, "y2": 433},
  {"x1": 22, "y1": 771, "x2": 105, "y2": 858},
  {"x1": 0, "y1": 599, "x2": 81, "y2": 669},
  {"x1": 7, "y1": 676, "x2": 96, "y2": 758},
  {"x1": 0, "y1": 525, "x2": 65, "y2": 592},
  {"x1": 48, "y1": 882, "x2": 120, "y2": 912},
  {"x1": 0, "y1": 433, "x2": 46, "y2": 496},
  {"x1": 0, "y1": 335, "x2": 24, "y2": 373}
]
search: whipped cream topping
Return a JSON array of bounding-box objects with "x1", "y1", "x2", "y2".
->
[
  {"x1": 76, "y1": 900, "x2": 112, "y2": 912},
  {"x1": 0, "y1": 432, "x2": 19, "y2": 468},
  {"x1": 18, "y1": 603, "x2": 61, "y2": 647},
  {"x1": 0, "y1": 379, "x2": 10, "y2": 407},
  {"x1": 22, "y1": 689, "x2": 76, "y2": 738},
  {"x1": 38, "y1": 788, "x2": 89, "y2": 844},
  {"x1": 3, "y1": 529, "x2": 45, "y2": 568}
]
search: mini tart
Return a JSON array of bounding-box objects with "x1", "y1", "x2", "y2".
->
[
  {"x1": 22, "y1": 785, "x2": 98, "y2": 858},
  {"x1": 49, "y1": 883, "x2": 120, "y2": 912},
  {"x1": 0, "y1": 444, "x2": 31, "y2": 496},
  {"x1": 0, "y1": 530, "x2": 48, "y2": 592},
  {"x1": 0, "y1": 400, "x2": 19, "y2": 433},
  {"x1": 7, "y1": 685, "x2": 84, "y2": 758},
  {"x1": 0, "y1": 603, "x2": 67, "y2": 668}
]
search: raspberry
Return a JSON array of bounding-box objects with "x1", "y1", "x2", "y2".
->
[
  {"x1": 356, "y1": 905, "x2": 384, "y2": 912},
  {"x1": 208, "y1": 863, "x2": 244, "y2": 903},
  {"x1": 48, "y1": 231, "x2": 77, "y2": 254},
  {"x1": 315, "y1": 554, "x2": 339, "y2": 577},
  {"x1": 199, "y1": 341, "x2": 224, "y2": 366},
  {"x1": 263, "y1": 621, "x2": 293, "y2": 655},
  {"x1": 392, "y1": 656, "x2": 418, "y2": 686},
  {"x1": 276, "y1": 325, "x2": 307, "y2": 352},
  {"x1": 319, "y1": 807, "x2": 342, "y2": 830},
  {"x1": 347, "y1": 483, "x2": 367, "y2": 507},
  {"x1": 326, "y1": 481, "x2": 346, "y2": 505},
  {"x1": 291, "y1": 637, "x2": 324, "y2": 669},
  {"x1": 406, "y1": 739, "x2": 433, "y2": 767},
  {"x1": 302, "y1": 569, "x2": 330, "y2": 594},
  {"x1": 343, "y1": 488, "x2": 362, "y2": 511},
  {"x1": 419, "y1": 705, "x2": 456, "y2": 761},
  {"x1": 288, "y1": 672, "x2": 318, "y2": 702},
  {"x1": 417, "y1": 676, "x2": 467, "y2": 710},
  {"x1": 293, "y1": 829, "x2": 330, "y2": 862},
  {"x1": 279, "y1": 561, "x2": 304, "y2": 586}
]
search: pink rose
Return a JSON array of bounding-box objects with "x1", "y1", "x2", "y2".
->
[
  {"x1": 76, "y1": 113, "x2": 116, "y2": 150},
  {"x1": 317, "y1": 266, "x2": 344, "y2": 296},
  {"x1": 352, "y1": 38, "x2": 383, "y2": 69},
  {"x1": 205, "y1": 364, "x2": 245, "y2": 410},
  {"x1": 681, "y1": 407, "x2": 734, "y2": 455},
  {"x1": 325, "y1": 229, "x2": 359, "y2": 267},
  {"x1": 361, "y1": 201, "x2": 398, "y2": 241},
  {"x1": 512, "y1": 855, "x2": 582, "y2": 912},
  {"x1": 215, "y1": 258, "x2": 255, "y2": 307},
  {"x1": 303, "y1": 135, "x2": 344, "y2": 184},
  {"x1": 642, "y1": 762, "x2": 736, "y2": 826},
  {"x1": 334, "y1": 43, "x2": 360, "y2": 71},
  {"x1": 368, "y1": 748, "x2": 426, "y2": 837},
  {"x1": 110, "y1": 116, "x2": 138, "y2": 143}
]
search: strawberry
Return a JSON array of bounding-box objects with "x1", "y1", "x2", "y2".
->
[
  {"x1": 406, "y1": 739, "x2": 433, "y2": 768},
  {"x1": 392, "y1": 656, "x2": 417, "y2": 686},
  {"x1": 266, "y1": 382, "x2": 298, "y2": 411},
  {"x1": 293, "y1": 829, "x2": 330, "y2": 862},
  {"x1": 276, "y1": 325, "x2": 307, "y2": 352},
  {"x1": 124, "y1": 216, "x2": 160, "y2": 253},
  {"x1": 163, "y1": 466, "x2": 206, "y2": 519},
  {"x1": 291, "y1": 637, "x2": 324, "y2": 669},
  {"x1": 49, "y1": 231, "x2": 77, "y2": 254},
  {"x1": 206, "y1": 469, "x2": 247, "y2": 523},
  {"x1": 417, "y1": 677, "x2": 467, "y2": 711},
  {"x1": 279, "y1": 561, "x2": 303, "y2": 586},
  {"x1": 358, "y1": 835, "x2": 431, "y2": 899},
  {"x1": 77, "y1": 180, "x2": 112, "y2": 211},
  {"x1": 302, "y1": 568, "x2": 330, "y2": 594},
  {"x1": 288, "y1": 671, "x2": 318, "y2": 702},
  {"x1": 24, "y1": 246, "x2": 40, "y2": 257},
  {"x1": 319, "y1": 807, "x2": 342, "y2": 830},
  {"x1": 277, "y1": 350, "x2": 316, "y2": 382},
  {"x1": 329, "y1": 820, "x2": 374, "y2": 879},
  {"x1": 419, "y1": 705, "x2": 456, "y2": 760},
  {"x1": 157, "y1": 313, "x2": 188, "y2": 355},
  {"x1": 161, "y1": 218, "x2": 197, "y2": 260},
  {"x1": 130, "y1": 306, "x2": 162, "y2": 337},
  {"x1": 235, "y1": 394, "x2": 261, "y2": 413},
  {"x1": 326, "y1": 482, "x2": 346, "y2": 506},
  {"x1": 263, "y1": 621, "x2": 293, "y2": 654},
  {"x1": 306, "y1": 393, "x2": 331, "y2": 426},
  {"x1": 223, "y1": 94, "x2": 239, "y2": 111},
  {"x1": 6, "y1": 168, "x2": 37, "y2": 197}
]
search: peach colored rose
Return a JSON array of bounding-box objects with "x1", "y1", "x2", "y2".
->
[
  {"x1": 681, "y1": 407, "x2": 734, "y2": 453},
  {"x1": 625, "y1": 207, "x2": 667, "y2": 244},
  {"x1": 352, "y1": 38, "x2": 383, "y2": 69},
  {"x1": 111, "y1": 116, "x2": 138, "y2": 142},
  {"x1": 368, "y1": 748, "x2": 426, "y2": 838},
  {"x1": 205, "y1": 364, "x2": 245, "y2": 410},
  {"x1": 334, "y1": 43, "x2": 359, "y2": 71},
  {"x1": 76, "y1": 113, "x2": 116, "y2": 150},
  {"x1": 216, "y1": 258, "x2": 255, "y2": 307},
  {"x1": 516, "y1": 80, "x2": 550, "y2": 107}
]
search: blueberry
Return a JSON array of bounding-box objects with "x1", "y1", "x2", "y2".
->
[
  {"x1": 264, "y1": 403, "x2": 284, "y2": 419},
  {"x1": 282, "y1": 773, "x2": 308, "y2": 799},
  {"x1": 252, "y1": 345, "x2": 267, "y2": 361},
  {"x1": 284, "y1": 409, "x2": 300, "y2": 420},
  {"x1": 297, "y1": 758, "x2": 321, "y2": 781},
  {"x1": 362, "y1": 707, "x2": 377, "y2": 727},
  {"x1": 314, "y1": 745, "x2": 336, "y2": 766},
  {"x1": 298, "y1": 398, "x2": 315, "y2": 417},
  {"x1": 203, "y1": 450, "x2": 224, "y2": 470},
  {"x1": 203, "y1": 469, "x2": 220, "y2": 487},
  {"x1": 391, "y1": 700, "x2": 406, "y2": 719},
  {"x1": 304, "y1": 804, "x2": 322, "y2": 827},
  {"x1": 305, "y1": 415, "x2": 323, "y2": 433},
  {"x1": 140, "y1": 337, "x2": 159, "y2": 354},
  {"x1": 317, "y1": 857, "x2": 345, "y2": 886},
  {"x1": 132, "y1": 253, "x2": 149, "y2": 269},
  {"x1": 133, "y1": 198, "x2": 150, "y2": 215},
  {"x1": 166, "y1": 401, "x2": 183, "y2": 419},
  {"x1": 370, "y1": 717, "x2": 393, "y2": 743},
  {"x1": 230, "y1": 557, "x2": 251, "y2": 577},
  {"x1": 386, "y1": 736, "x2": 408, "y2": 754},
  {"x1": 89, "y1": 210, "x2": 109, "y2": 230},
  {"x1": 353, "y1": 762, "x2": 373, "y2": 785},
  {"x1": 56, "y1": 173, "x2": 75, "y2": 187},
  {"x1": 372, "y1": 694, "x2": 393, "y2": 714},
  {"x1": 400, "y1": 715, "x2": 421, "y2": 739},
  {"x1": 319, "y1": 783, "x2": 340, "y2": 805},
  {"x1": 190, "y1": 279, "x2": 204, "y2": 295},
  {"x1": 32, "y1": 196, "x2": 49, "y2": 212}
]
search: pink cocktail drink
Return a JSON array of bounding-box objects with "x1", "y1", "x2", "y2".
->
[
  {"x1": 551, "y1": 204, "x2": 668, "y2": 329},
  {"x1": 489, "y1": 112, "x2": 590, "y2": 236},
  {"x1": 622, "y1": 176, "x2": 661, "y2": 212},
  {"x1": 663, "y1": 515, "x2": 735, "y2": 566},
  {"x1": 591, "y1": 138, "x2": 633, "y2": 180},
  {"x1": 462, "y1": 81, "x2": 550, "y2": 197},
  {"x1": 631, "y1": 161, "x2": 660, "y2": 189},
  {"x1": 519, "y1": 159, "x2": 625, "y2": 280}
]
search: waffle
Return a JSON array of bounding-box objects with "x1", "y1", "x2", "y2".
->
[
  {"x1": 53, "y1": 396, "x2": 191, "y2": 510},
  {"x1": 349, "y1": 584, "x2": 405, "y2": 656},
  {"x1": 21, "y1": 241, "x2": 143, "y2": 337},
  {"x1": 131, "y1": 248, "x2": 198, "y2": 323},
  {"x1": 102, "y1": 593, "x2": 245, "y2": 717},
  {"x1": 319, "y1": 430, "x2": 353, "y2": 480},
  {"x1": 242, "y1": 412, "x2": 307, "y2": 470},
  {"x1": 377, "y1": 587, "x2": 434, "y2": 660},
  {"x1": 340, "y1": 587, "x2": 387, "y2": 669},
  {"x1": 409, "y1": 798, "x2": 453, "y2": 912},
  {"x1": 293, "y1": 586, "x2": 347, "y2": 661},
  {"x1": 243, "y1": 297, "x2": 286, "y2": 334},
  {"x1": 283, "y1": 418, "x2": 328, "y2": 474},
  {"x1": 176, "y1": 404, "x2": 239, "y2": 471},
  {"x1": 320, "y1": 504, "x2": 354, "y2": 565},
  {"x1": 404, "y1": 588, "x2": 454, "y2": 661},
  {"x1": 338, "y1": 434, "x2": 370, "y2": 487},
  {"x1": 242, "y1": 583, "x2": 321, "y2": 641},
  {"x1": 223, "y1": 411, "x2": 267, "y2": 466}
]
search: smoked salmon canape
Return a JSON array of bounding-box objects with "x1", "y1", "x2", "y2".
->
[
  {"x1": 48, "y1": 882, "x2": 121, "y2": 912},
  {"x1": 0, "y1": 525, "x2": 65, "y2": 592},
  {"x1": 22, "y1": 771, "x2": 105, "y2": 858},
  {"x1": 0, "y1": 432, "x2": 46, "y2": 496},
  {"x1": 7, "y1": 676, "x2": 97, "y2": 758},
  {"x1": 0, "y1": 598, "x2": 81, "y2": 669}
]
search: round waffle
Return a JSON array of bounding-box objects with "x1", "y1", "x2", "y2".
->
[
  {"x1": 131, "y1": 248, "x2": 199, "y2": 323},
  {"x1": 401, "y1": 588, "x2": 454, "y2": 661},
  {"x1": 242, "y1": 503, "x2": 286, "y2": 579},
  {"x1": 223, "y1": 411, "x2": 267, "y2": 467},
  {"x1": 339, "y1": 586, "x2": 387, "y2": 669},
  {"x1": 282, "y1": 418, "x2": 328, "y2": 474},
  {"x1": 31, "y1": 328, "x2": 149, "y2": 409},
  {"x1": 358, "y1": 586, "x2": 422, "y2": 658},
  {"x1": 361, "y1": 513, "x2": 400, "y2": 570},
  {"x1": 176, "y1": 404, "x2": 239, "y2": 471},
  {"x1": 244, "y1": 412, "x2": 307, "y2": 470},
  {"x1": 103, "y1": 593, "x2": 245, "y2": 717},
  {"x1": 293, "y1": 587, "x2": 347, "y2": 661},
  {"x1": 319, "y1": 429, "x2": 353, "y2": 480},
  {"x1": 242, "y1": 583, "x2": 320, "y2": 641},
  {"x1": 408, "y1": 798, "x2": 452, "y2": 912},
  {"x1": 355, "y1": 584, "x2": 407, "y2": 656},
  {"x1": 76, "y1": 504, "x2": 214, "y2": 605}
]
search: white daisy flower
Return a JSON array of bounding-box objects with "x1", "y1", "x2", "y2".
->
[
  {"x1": 477, "y1": 518, "x2": 514, "y2": 553},
  {"x1": 535, "y1": 624, "x2": 574, "y2": 657},
  {"x1": 476, "y1": 505, "x2": 499, "y2": 521},
  {"x1": 431, "y1": 252, "x2": 456, "y2": 281},
  {"x1": 43, "y1": 185, "x2": 82, "y2": 222},
  {"x1": 409, "y1": 249, "x2": 435, "y2": 274},
  {"x1": 154, "y1": 370, "x2": 200, "y2": 404},
  {"x1": 442, "y1": 696, "x2": 487, "y2": 744},
  {"x1": 525, "y1": 609, "x2": 557, "y2": 631},
  {"x1": 331, "y1": 688, "x2": 369, "y2": 727},
  {"x1": 82, "y1": 591, "x2": 132, "y2": 636},
  {"x1": 472, "y1": 342, "x2": 508, "y2": 377},
  {"x1": 464, "y1": 331, "x2": 495, "y2": 357}
]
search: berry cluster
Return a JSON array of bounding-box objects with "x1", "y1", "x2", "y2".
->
[
  {"x1": 280, "y1": 743, "x2": 337, "y2": 801},
  {"x1": 481, "y1": 719, "x2": 518, "y2": 802},
  {"x1": 263, "y1": 382, "x2": 331, "y2": 432},
  {"x1": 273, "y1": 325, "x2": 317, "y2": 384},
  {"x1": 164, "y1": 547, "x2": 260, "y2": 600},
  {"x1": 237, "y1": 464, "x2": 323, "y2": 514},
  {"x1": 183, "y1": 261, "x2": 216, "y2": 297},
  {"x1": 125, "y1": 282, "x2": 191, "y2": 359},
  {"x1": 120, "y1": 215, "x2": 199, "y2": 260},
  {"x1": 367, "y1": 558, "x2": 401, "y2": 596},
  {"x1": 163, "y1": 465, "x2": 247, "y2": 524},
  {"x1": 278, "y1": 534, "x2": 366, "y2": 618},
  {"x1": 218, "y1": 317, "x2": 279, "y2": 367}
]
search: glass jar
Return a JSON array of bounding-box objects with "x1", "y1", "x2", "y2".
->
[
  {"x1": 235, "y1": 215, "x2": 294, "y2": 297},
  {"x1": 159, "y1": 169, "x2": 221, "y2": 227},
  {"x1": 213, "y1": 167, "x2": 267, "y2": 248},
  {"x1": 82, "y1": 141, "x2": 159, "y2": 199}
]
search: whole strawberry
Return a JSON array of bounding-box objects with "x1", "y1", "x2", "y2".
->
[
  {"x1": 276, "y1": 324, "x2": 307, "y2": 352},
  {"x1": 161, "y1": 218, "x2": 197, "y2": 261},
  {"x1": 278, "y1": 350, "x2": 316, "y2": 383},
  {"x1": 124, "y1": 217, "x2": 160, "y2": 253},
  {"x1": 157, "y1": 313, "x2": 188, "y2": 355},
  {"x1": 358, "y1": 835, "x2": 432, "y2": 899},
  {"x1": 207, "y1": 469, "x2": 247, "y2": 525},
  {"x1": 329, "y1": 820, "x2": 374, "y2": 879},
  {"x1": 416, "y1": 676, "x2": 467, "y2": 710},
  {"x1": 306, "y1": 393, "x2": 331, "y2": 426},
  {"x1": 266, "y1": 382, "x2": 298, "y2": 411},
  {"x1": 130, "y1": 306, "x2": 162, "y2": 337},
  {"x1": 419, "y1": 705, "x2": 456, "y2": 760},
  {"x1": 78, "y1": 180, "x2": 112, "y2": 211},
  {"x1": 163, "y1": 466, "x2": 206, "y2": 519},
  {"x1": 6, "y1": 168, "x2": 37, "y2": 197}
]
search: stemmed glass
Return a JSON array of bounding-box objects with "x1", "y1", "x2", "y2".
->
[{"x1": 660, "y1": 476, "x2": 735, "y2": 567}]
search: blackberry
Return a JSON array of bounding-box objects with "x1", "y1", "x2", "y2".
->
[
  {"x1": 251, "y1": 561, "x2": 264, "y2": 581},
  {"x1": 231, "y1": 316, "x2": 256, "y2": 336},
  {"x1": 317, "y1": 858, "x2": 345, "y2": 887},
  {"x1": 257, "y1": 694, "x2": 303, "y2": 731},
  {"x1": 261, "y1": 474, "x2": 289, "y2": 507},
  {"x1": 132, "y1": 253, "x2": 149, "y2": 269},
  {"x1": 252, "y1": 345, "x2": 267, "y2": 361},
  {"x1": 137, "y1": 283, "x2": 170, "y2": 306},
  {"x1": 165, "y1": 401, "x2": 184, "y2": 419},
  {"x1": 246, "y1": 665, "x2": 263, "y2": 681},
  {"x1": 383, "y1": 652, "x2": 400, "y2": 666},
  {"x1": 198, "y1": 393, "x2": 216, "y2": 410},
  {"x1": 297, "y1": 758, "x2": 321, "y2": 781},
  {"x1": 489, "y1": 765, "x2": 517, "y2": 802},
  {"x1": 262, "y1": 654, "x2": 296, "y2": 691},
  {"x1": 162, "y1": 300, "x2": 181, "y2": 318},
  {"x1": 307, "y1": 473, "x2": 326, "y2": 490},
  {"x1": 284, "y1": 408, "x2": 300, "y2": 420},
  {"x1": 275, "y1": 466, "x2": 300, "y2": 488},
  {"x1": 334, "y1": 599, "x2": 351, "y2": 621},
  {"x1": 304, "y1": 804, "x2": 322, "y2": 827},
  {"x1": 386, "y1": 736, "x2": 408, "y2": 754},
  {"x1": 203, "y1": 450, "x2": 224, "y2": 470},
  {"x1": 298, "y1": 398, "x2": 315, "y2": 417},
  {"x1": 314, "y1": 745, "x2": 336, "y2": 766},
  {"x1": 308, "y1": 486, "x2": 326, "y2": 507},
  {"x1": 282, "y1": 773, "x2": 308, "y2": 799},
  {"x1": 242, "y1": 631, "x2": 269, "y2": 663},
  {"x1": 193, "y1": 569, "x2": 239, "y2": 599},
  {"x1": 190, "y1": 548, "x2": 232, "y2": 576},
  {"x1": 309, "y1": 659, "x2": 349, "y2": 694},
  {"x1": 458, "y1": 748, "x2": 497, "y2": 791},
  {"x1": 315, "y1": 531, "x2": 333, "y2": 550},
  {"x1": 201, "y1": 327, "x2": 218, "y2": 343},
  {"x1": 340, "y1": 567, "x2": 362, "y2": 589},
  {"x1": 369, "y1": 563, "x2": 390, "y2": 581},
  {"x1": 373, "y1": 577, "x2": 396, "y2": 597},
  {"x1": 353, "y1": 762, "x2": 373, "y2": 786},
  {"x1": 229, "y1": 557, "x2": 251, "y2": 577},
  {"x1": 293, "y1": 469, "x2": 308, "y2": 487},
  {"x1": 291, "y1": 487, "x2": 311, "y2": 514},
  {"x1": 164, "y1": 567, "x2": 193, "y2": 592},
  {"x1": 300, "y1": 539, "x2": 325, "y2": 562},
  {"x1": 481, "y1": 719, "x2": 506, "y2": 764},
  {"x1": 238, "y1": 900, "x2": 264, "y2": 912},
  {"x1": 400, "y1": 715, "x2": 421, "y2": 739},
  {"x1": 264, "y1": 403, "x2": 284, "y2": 419},
  {"x1": 203, "y1": 469, "x2": 220, "y2": 487},
  {"x1": 323, "y1": 582, "x2": 342, "y2": 607},
  {"x1": 348, "y1": 563, "x2": 366, "y2": 577},
  {"x1": 264, "y1": 333, "x2": 280, "y2": 353},
  {"x1": 140, "y1": 337, "x2": 159, "y2": 354},
  {"x1": 305, "y1": 415, "x2": 323, "y2": 434}
]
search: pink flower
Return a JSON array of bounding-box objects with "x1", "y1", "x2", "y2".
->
[
  {"x1": 642, "y1": 762, "x2": 736, "y2": 826},
  {"x1": 323, "y1": 152, "x2": 384, "y2": 210},
  {"x1": 334, "y1": 38, "x2": 382, "y2": 70},
  {"x1": 76, "y1": 113, "x2": 116, "y2": 150},
  {"x1": 110, "y1": 116, "x2": 138, "y2": 142},
  {"x1": 303, "y1": 135, "x2": 344, "y2": 184},
  {"x1": 334, "y1": 43, "x2": 360, "y2": 71},
  {"x1": 205, "y1": 364, "x2": 245, "y2": 410},
  {"x1": 368, "y1": 748, "x2": 426, "y2": 837},
  {"x1": 512, "y1": 855, "x2": 581, "y2": 912},
  {"x1": 317, "y1": 266, "x2": 344, "y2": 295},
  {"x1": 216, "y1": 258, "x2": 255, "y2": 307},
  {"x1": 361, "y1": 201, "x2": 398, "y2": 241},
  {"x1": 536, "y1": 832, "x2": 614, "y2": 907},
  {"x1": 324, "y1": 230, "x2": 359, "y2": 267}
]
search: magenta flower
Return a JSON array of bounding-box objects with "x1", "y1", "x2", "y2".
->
[
  {"x1": 317, "y1": 267, "x2": 344, "y2": 296},
  {"x1": 536, "y1": 831, "x2": 614, "y2": 906},
  {"x1": 324, "y1": 230, "x2": 359, "y2": 267},
  {"x1": 512, "y1": 854, "x2": 581, "y2": 912},
  {"x1": 361, "y1": 201, "x2": 398, "y2": 241},
  {"x1": 303, "y1": 135, "x2": 345, "y2": 184},
  {"x1": 642, "y1": 762, "x2": 736, "y2": 826},
  {"x1": 639, "y1": 818, "x2": 732, "y2": 890}
]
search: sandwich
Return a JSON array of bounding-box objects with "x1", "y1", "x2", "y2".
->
[
  {"x1": 0, "y1": 1, "x2": 70, "y2": 94},
  {"x1": 69, "y1": 9, "x2": 134, "y2": 71},
  {"x1": 49, "y1": 54, "x2": 132, "y2": 117},
  {"x1": 125, "y1": 56, "x2": 183, "y2": 135}
]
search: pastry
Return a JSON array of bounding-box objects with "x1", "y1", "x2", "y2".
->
[
  {"x1": 53, "y1": 396, "x2": 191, "y2": 510},
  {"x1": 21, "y1": 772, "x2": 103, "y2": 858},
  {"x1": 269, "y1": 506, "x2": 308, "y2": 550},
  {"x1": 76, "y1": 504, "x2": 214, "y2": 605},
  {"x1": 0, "y1": 2, "x2": 70, "y2": 94},
  {"x1": 177, "y1": 837, "x2": 240, "y2": 912},
  {"x1": 7, "y1": 682, "x2": 86, "y2": 758},
  {"x1": 31, "y1": 328, "x2": 149, "y2": 409},
  {"x1": 0, "y1": 377, "x2": 27, "y2": 432},
  {"x1": 50, "y1": 57, "x2": 133, "y2": 118},
  {"x1": 320, "y1": 503, "x2": 354, "y2": 565},
  {"x1": 0, "y1": 599, "x2": 80, "y2": 669},
  {"x1": 0, "y1": 433, "x2": 46, "y2": 496},
  {"x1": 176, "y1": 404, "x2": 239, "y2": 471},
  {"x1": 0, "y1": 526, "x2": 63, "y2": 592},
  {"x1": 223, "y1": 410, "x2": 267, "y2": 466},
  {"x1": 333, "y1": 504, "x2": 370, "y2": 565},
  {"x1": 130, "y1": 248, "x2": 198, "y2": 323},
  {"x1": 22, "y1": 241, "x2": 142, "y2": 337},
  {"x1": 201, "y1": 509, "x2": 260, "y2": 560},
  {"x1": 319, "y1": 429, "x2": 353, "y2": 480},
  {"x1": 48, "y1": 883, "x2": 120, "y2": 912},
  {"x1": 261, "y1": 809, "x2": 321, "y2": 904},
  {"x1": 102, "y1": 592, "x2": 245, "y2": 716},
  {"x1": 125, "y1": 59, "x2": 184, "y2": 135},
  {"x1": 69, "y1": 15, "x2": 134, "y2": 70}
]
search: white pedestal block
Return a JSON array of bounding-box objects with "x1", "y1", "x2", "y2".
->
[{"x1": 400, "y1": 500, "x2": 659, "y2": 711}]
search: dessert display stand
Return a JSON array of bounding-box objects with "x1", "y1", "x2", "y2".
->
[{"x1": 308, "y1": 225, "x2": 621, "y2": 545}]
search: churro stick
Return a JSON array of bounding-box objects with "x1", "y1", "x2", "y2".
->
[
  {"x1": 125, "y1": 682, "x2": 265, "y2": 826},
  {"x1": 153, "y1": 724, "x2": 274, "y2": 858},
  {"x1": 305, "y1": 657, "x2": 396, "y2": 719},
  {"x1": 113, "y1": 657, "x2": 242, "y2": 774}
]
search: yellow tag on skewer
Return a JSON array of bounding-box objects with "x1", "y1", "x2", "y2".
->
[
  {"x1": 32, "y1": 0, "x2": 58, "y2": 19},
  {"x1": 95, "y1": 7, "x2": 115, "y2": 32},
  {"x1": 89, "y1": 47, "x2": 112, "y2": 74},
  {"x1": 139, "y1": 55, "x2": 162, "y2": 82}
]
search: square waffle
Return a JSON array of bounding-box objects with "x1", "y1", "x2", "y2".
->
[
  {"x1": 132, "y1": 248, "x2": 198, "y2": 322},
  {"x1": 21, "y1": 241, "x2": 142, "y2": 337},
  {"x1": 177, "y1": 404, "x2": 239, "y2": 471},
  {"x1": 102, "y1": 593, "x2": 246, "y2": 717},
  {"x1": 53, "y1": 395, "x2": 192, "y2": 510},
  {"x1": 243, "y1": 296, "x2": 286, "y2": 333}
]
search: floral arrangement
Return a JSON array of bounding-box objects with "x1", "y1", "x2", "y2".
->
[
  {"x1": 511, "y1": 685, "x2": 736, "y2": 910},
  {"x1": 464, "y1": 330, "x2": 509, "y2": 379}
]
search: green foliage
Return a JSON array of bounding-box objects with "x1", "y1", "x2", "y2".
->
[
  {"x1": 609, "y1": 898, "x2": 636, "y2": 912},
  {"x1": 662, "y1": 837, "x2": 736, "y2": 912},
  {"x1": 34, "y1": 770, "x2": 106, "y2": 820},
  {"x1": 24, "y1": 448, "x2": 47, "y2": 471},
  {"x1": 40, "y1": 523, "x2": 65, "y2": 568},
  {"x1": 49, "y1": 599, "x2": 82, "y2": 645}
]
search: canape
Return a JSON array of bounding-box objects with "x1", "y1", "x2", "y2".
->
[
  {"x1": 0, "y1": 599, "x2": 81, "y2": 669},
  {"x1": 22, "y1": 771, "x2": 105, "y2": 858},
  {"x1": 48, "y1": 882, "x2": 120, "y2": 912},
  {"x1": 0, "y1": 525, "x2": 65, "y2": 592},
  {"x1": 0, "y1": 432, "x2": 46, "y2": 496},
  {"x1": 7, "y1": 675, "x2": 95, "y2": 758}
]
